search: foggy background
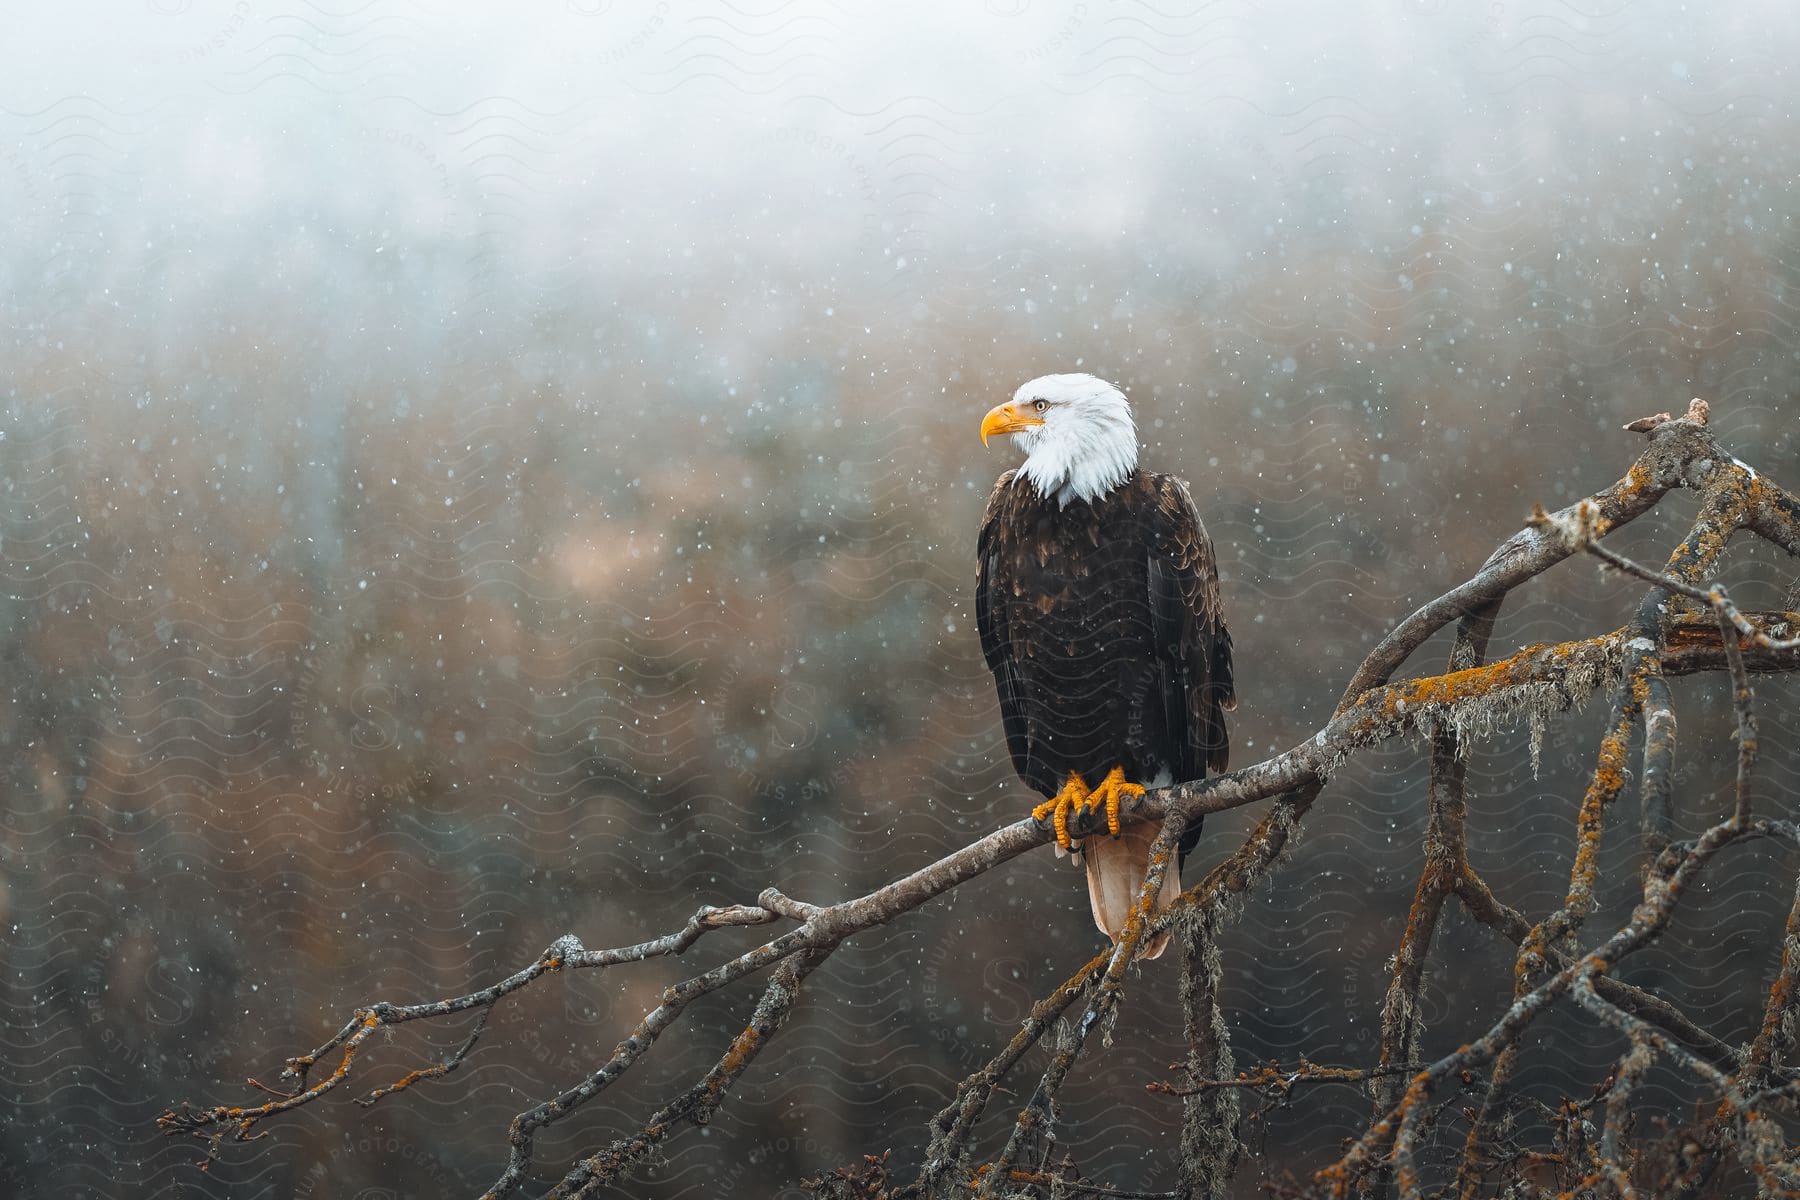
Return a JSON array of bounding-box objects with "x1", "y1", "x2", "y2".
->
[{"x1": 3, "y1": 1, "x2": 1799, "y2": 1195}]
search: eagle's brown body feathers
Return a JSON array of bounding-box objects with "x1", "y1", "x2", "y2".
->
[{"x1": 976, "y1": 468, "x2": 1233, "y2": 957}]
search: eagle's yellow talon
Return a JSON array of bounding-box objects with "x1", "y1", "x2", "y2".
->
[
  {"x1": 1092, "y1": 765, "x2": 1145, "y2": 837},
  {"x1": 1032, "y1": 772, "x2": 1093, "y2": 851},
  {"x1": 1032, "y1": 767, "x2": 1144, "y2": 848}
]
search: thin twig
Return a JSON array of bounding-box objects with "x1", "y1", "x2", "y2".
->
[
  {"x1": 356, "y1": 1006, "x2": 491, "y2": 1108},
  {"x1": 1150, "y1": 1059, "x2": 1414, "y2": 1098}
]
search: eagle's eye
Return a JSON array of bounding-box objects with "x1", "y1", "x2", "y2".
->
[{"x1": 1032, "y1": 398, "x2": 1049, "y2": 413}]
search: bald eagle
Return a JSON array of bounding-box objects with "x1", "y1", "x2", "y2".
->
[{"x1": 977, "y1": 374, "x2": 1233, "y2": 960}]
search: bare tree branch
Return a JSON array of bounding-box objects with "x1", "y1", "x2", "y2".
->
[{"x1": 159, "y1": 402, "x2": 1800, "y2": 1199}]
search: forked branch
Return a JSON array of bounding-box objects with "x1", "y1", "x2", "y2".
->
[{"x1": 159, "y1": 401, "x2": 1800, "y2": 1199}]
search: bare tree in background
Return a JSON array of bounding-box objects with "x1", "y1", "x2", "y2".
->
[{"x1": 162, "y1": 403, "x2": 1800, "y2": 1199}]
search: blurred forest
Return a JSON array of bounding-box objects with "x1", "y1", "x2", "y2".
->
[{"x1": 3, "y1": 2, "x2": 1800, "y2": 1196}]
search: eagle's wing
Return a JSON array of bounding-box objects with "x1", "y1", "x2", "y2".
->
[
  {"x1": 1146, "y1": 474, "x2": 1233, "y2": 861},
  {"x1": 976, "y1": 471, "x2": 1034, "y2": 784}
]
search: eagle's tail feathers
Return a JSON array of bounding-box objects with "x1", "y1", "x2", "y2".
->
[{"x1": 1083, "y1": 821, "x2": 1183, "y2": 961}]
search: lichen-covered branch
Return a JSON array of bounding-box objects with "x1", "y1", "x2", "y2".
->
[
  {"x1": 1176, "y1": 905, "x2": 1240, "y2": 1198},
  {"x1": 1369, "y1": 602, "x2": 1498, "y2": 1146},
  {"x1": 1325, "y1": 816, "x2": 1800, "y2": 1196},
  {"x1": 976, "y1": 811, "x2": 1187, "y2": 1198},
  {"x1": 158, "y1": 402, "x2": 1800, "y2": 1200}
]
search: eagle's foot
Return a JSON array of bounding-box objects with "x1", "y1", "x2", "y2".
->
[
  {"x1": 1031, "y1": 767, "x2": 1144, "y2": 853},
  {"x1": 1031, "y1": 772, "x2": 1093, "y2": 853},
  {"x1": 1089, "y1": 765, "x2": 1145, "y2": 838}
]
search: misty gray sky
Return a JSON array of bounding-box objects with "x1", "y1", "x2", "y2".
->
[{"x1": 10, "y1": 0, "x2": 1798, "y2": 343}]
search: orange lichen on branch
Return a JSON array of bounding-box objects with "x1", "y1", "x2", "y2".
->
[
  {"x1": 356, "y1": 1064, "x2": 440, "y2": 1107},
  {"x1": 1751, "y1": 967, "x2": 1798, "y2": 1071},
  {"x1": 357, "y1": 1008, "x2": 491, "y2": 1109},
  {"x1": 1344, "y1": 633, "x2": 1617, "y2": 748},
  {"x1": 713, "y1": 1024, "x2": 765, "y2": 1087},
  {"x1": 1582, "y1": 709, "x2": 1633, "y2": 806},
  {"x1": 158, "y1": 1021, "x2": 376, "y2": 1154},
  {"x1": 1610, "y1": 459, "x2": 1661, "y2": 507}
]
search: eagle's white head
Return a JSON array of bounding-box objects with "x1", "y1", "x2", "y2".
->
[{"x1": 980, "y1": 373, "x2": 1139, "y2": 507}]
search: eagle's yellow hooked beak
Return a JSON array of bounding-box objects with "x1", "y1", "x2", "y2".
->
[{"x1": 979, "y1": 401, "x2": 1045, "y2": 446}]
